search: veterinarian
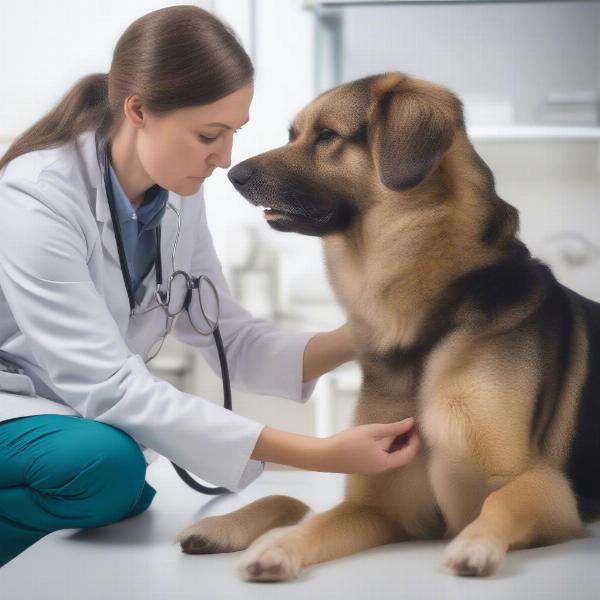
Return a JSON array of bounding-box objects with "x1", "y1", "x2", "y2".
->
[{"x1": 0, "y1": 6, "x2": 420, "y2": 568}]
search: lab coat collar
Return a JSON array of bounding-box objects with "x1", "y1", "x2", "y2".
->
[
  {"x1": 91, "y1": 129, "x2": 112, "y2": 224},
  {"x1": 77, "y1": 129, "x2": 133, "y2": 283},
  {"x1": 88, "y1": 129, "x2": 168, "y2": 228}
]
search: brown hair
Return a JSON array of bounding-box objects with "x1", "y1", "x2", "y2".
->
[{"x1": 0, "y1": 4, "x2": 253, "y2": 171}]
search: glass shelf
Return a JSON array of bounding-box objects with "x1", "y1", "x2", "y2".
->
[
  {"x1": 468, "y1": 126, "x2": 600, "y2": 141},
  {"x1": 307, "y1": 0, "x2": 600, "y2": 134},
  {"x1": 305, "y1": 0, "x2": 582, "y2": 6}
]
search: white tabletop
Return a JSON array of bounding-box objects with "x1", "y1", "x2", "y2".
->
[{"x1": 1, "y1": 455, "x2": 599, "y2": 599}]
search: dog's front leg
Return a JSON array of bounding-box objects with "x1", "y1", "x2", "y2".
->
[
  {"x1": 177, "y1": 494, "x2": 310, "y2": 554},
  {"x1": 237, "y1": 498, "x2": 402, "y2": 582},
  {"x1": 442, "y1": 462, "x2": 585, "y2": 577}
]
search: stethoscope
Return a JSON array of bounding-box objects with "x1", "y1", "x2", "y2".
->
[{"x1": 102, "y1": 139, "x2": 235, "y2": 495}]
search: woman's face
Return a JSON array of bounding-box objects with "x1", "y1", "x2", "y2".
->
[{"x1": 136, "y1": 80, "x2": 253, "y2": 196}]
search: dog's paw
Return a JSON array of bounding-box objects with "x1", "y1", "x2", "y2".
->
[
  {"x1": 442, "y1": 535, "x2": 506, "y2": 577},
  {"x1": 176, "y1": 515, "x2": 246, "y2": 554},
  {"x1": 237, "y1": 543, "x2": 302, "y2": 582}
]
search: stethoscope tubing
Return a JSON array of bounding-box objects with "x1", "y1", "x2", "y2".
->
[{"x1": 103, "y1": 140, "x2": 233, "y2": 495}]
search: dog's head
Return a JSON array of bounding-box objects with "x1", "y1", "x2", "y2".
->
[{"x1": 228, "y1": 72, "x2": 466, "y2": 237}]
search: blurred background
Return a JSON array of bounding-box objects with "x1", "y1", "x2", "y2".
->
[{"x1": 1, "y1": 0, "x2": 598, "y2": 462}]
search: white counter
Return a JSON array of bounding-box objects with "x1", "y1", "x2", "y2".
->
[{"x1": 1, "y1": 455, "x2": 598, "y2": 599}]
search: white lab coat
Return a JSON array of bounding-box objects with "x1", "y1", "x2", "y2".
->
[{"x1": 0, "y1": 129, "x2": 319, "y2": 493}]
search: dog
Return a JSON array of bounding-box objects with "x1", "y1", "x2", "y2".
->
[{"x1": 175, "y1": 72, "x2": 600, "y2": 580}]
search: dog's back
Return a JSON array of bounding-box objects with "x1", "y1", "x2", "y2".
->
[{"x1": 564, "y1": 286, "x2": 600, "y2": 520}]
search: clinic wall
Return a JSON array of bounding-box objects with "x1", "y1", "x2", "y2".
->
[
  {"x1": 206, "y1": 0, "x2": 328, "y2": 311},
  {"x1": 183, "y1": 0, "x2": 334, "y2": 442},
  {"x1": 0, "y1": 1, "x2": 208, "y2": 145}
]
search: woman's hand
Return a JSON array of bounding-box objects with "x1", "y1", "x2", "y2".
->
[
  {"x1": 250, "y1": 418, "x2": 419, "y2": 475},
  {"x1": 321, "y1": 417, "x2": 420, "y2": 475}
]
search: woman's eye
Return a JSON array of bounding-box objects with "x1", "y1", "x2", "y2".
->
[
  {"x1": 317, "y1": 129, "x2": 337, "y2": 142},
  {"x1": 199, "y1": 135, "x2": 218, "y2": 144}
]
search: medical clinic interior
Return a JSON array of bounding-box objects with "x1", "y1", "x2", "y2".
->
[{"x1": 0, "y1": 1, "x2": 599, "y2": 598}]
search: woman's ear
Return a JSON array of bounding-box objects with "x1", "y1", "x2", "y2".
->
[
  {"x1": 124, "y1": 95, "x2": 146, "y2": 128},
  {"x1": 369, "y1": 86, "x2": 456, "y2": 191}
]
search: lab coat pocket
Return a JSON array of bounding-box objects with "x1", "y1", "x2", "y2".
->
[{"x1": 0, "y1": 371, "x2": 37, "y2": 396}]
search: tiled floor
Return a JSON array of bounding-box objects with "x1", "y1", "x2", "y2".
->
[{"x1": 1, "y1": 456, "x2": 599, "y2": 599}]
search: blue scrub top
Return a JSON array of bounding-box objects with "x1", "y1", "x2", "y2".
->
[{"x1": 108, "y1": 161, "x2": 168, "y2": 298}]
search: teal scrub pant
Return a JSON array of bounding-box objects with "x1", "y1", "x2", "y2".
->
[{"x1": 0, "y1": 413, "x2": 157, "y2": 568}]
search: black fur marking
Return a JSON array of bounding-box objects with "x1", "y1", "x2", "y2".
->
[
  {"x1": 531, "y1": 283, "x2": 575, "y2": 451},
  {"x1": 444, "y1": 245, "x2": 539, "y2": 324},
  {"x1": 375, "y1": 247, "x2": 538, "y2": 371},
  {"x1": 564, "y1": 286, "x2": 600, "y2": 521}
]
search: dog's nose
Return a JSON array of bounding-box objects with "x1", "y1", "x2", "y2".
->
[{"x1": 228, "y1": 163, "x2": 255, "y2": 187}]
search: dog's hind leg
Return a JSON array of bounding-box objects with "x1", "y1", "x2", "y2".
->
[
  {"x1": 237, "y1": 499, "x2": 402, "y2": 582},
  {"x1": 442, "y1": 462, "x2": 585, "y2": 577},
  {"x1": 176, "y1": 494, "x2": 310, "y2": 554}
]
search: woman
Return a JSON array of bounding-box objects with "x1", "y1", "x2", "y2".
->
[{"x1": 0, "y1": 5, "x2": 419, "y2": 568}]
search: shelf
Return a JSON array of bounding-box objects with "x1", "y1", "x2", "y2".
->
[
  {"x1": 305, "y1": 0, "x2": 521, "y2": 7},
  {"x1": 467, "y1": 126, "x2": 600, "y2": 141}
]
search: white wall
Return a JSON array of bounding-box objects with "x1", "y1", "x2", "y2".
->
[
  {"x1": 206, "y1": 0, "x2": 334, "y2": 317},
  {"x1": 0, "y1": 1, "x2": 207, "y2": 140}
]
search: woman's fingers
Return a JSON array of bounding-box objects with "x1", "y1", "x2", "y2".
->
[
  {"x1": 384, "y1": 423, "x2": 421, "y2": 468},
  {"x1": 376, "y1": 417, "x2": 415, "y2": 438}
]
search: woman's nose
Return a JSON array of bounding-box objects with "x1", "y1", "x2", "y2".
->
[{"x1": 213, "y1": 137, "x2": 233, "y2": 169}]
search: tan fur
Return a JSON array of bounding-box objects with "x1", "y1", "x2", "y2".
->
[{"x1": 177, "y1": 73, "x2": 590, "y2": 581}]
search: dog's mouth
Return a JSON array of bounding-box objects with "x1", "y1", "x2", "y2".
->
[
  {"x1": 255, "y1": 202, "x2": 328, "y2": 225},
  {"x1": 228, "y1": 163, "x2": 352, "y2": 235},
  {"x1": 249, "y1": 199, "x2": 352, "y2": 236},
  {"x1": 262, "y1": 206, "x2": 302, "y2": 222},
  {"x1": 234, "y1": 179, "x2": 355, "y2": 236},
  {"x1": 263, "y1": 209, "x2": 320, "y2": 227}
]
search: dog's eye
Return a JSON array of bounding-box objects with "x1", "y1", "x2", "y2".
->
[{"x1": 317, "y1": 129, "x2": 337, "y2": 142}]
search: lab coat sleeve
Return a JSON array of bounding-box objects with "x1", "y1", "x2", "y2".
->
[
  {"x1": 0, "y1": 178, "x2": 266, "y2": 492},
  {"x1": 172, "y1": 189, "x2": 321, "y2": 403}
]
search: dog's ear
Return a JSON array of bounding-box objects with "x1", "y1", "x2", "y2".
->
[{"x1": 370, "y1": 87, "x2": 456, "y2": 191}]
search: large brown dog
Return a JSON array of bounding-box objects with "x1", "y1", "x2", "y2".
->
[{"x1": 176, "y1": 72, "x2": 600, "y2": 580}]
